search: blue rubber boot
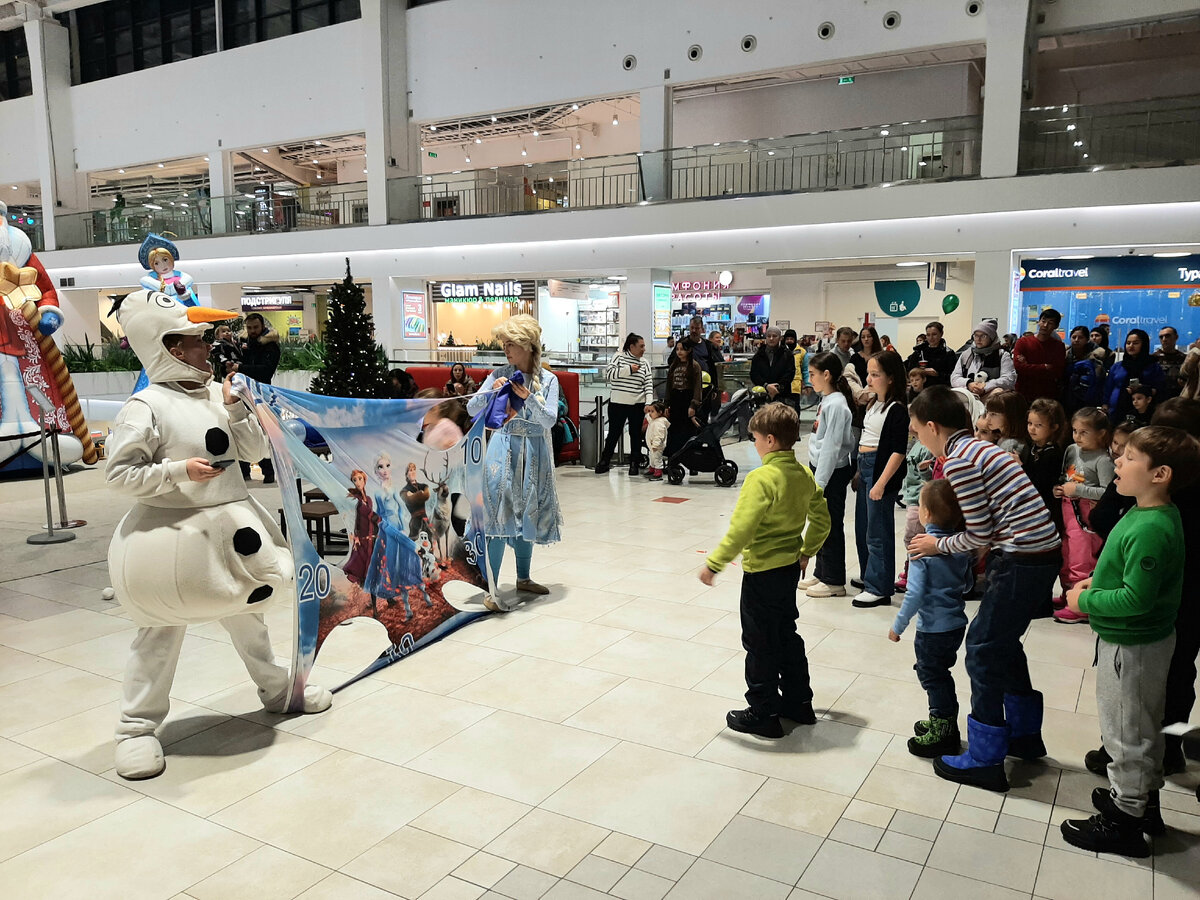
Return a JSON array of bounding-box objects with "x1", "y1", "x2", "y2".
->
[
  {"x1": 933, "y1": 715, "x2": 1010, "y2": 792},
  {"x1": 1005, "y1": 691, "x2": 1047, "y2": 760}
]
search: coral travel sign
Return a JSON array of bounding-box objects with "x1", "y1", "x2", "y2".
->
[
  {"x1": 431, "y1": 280, "x2": 533, "y2": 303},
  {"x1": 1019, "y1": 255, "x2": 1200, "y2": 291}
]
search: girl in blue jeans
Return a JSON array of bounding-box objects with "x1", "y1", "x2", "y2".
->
[{"x1": 853, "y1": 350, "x2": 909, "y2": 608}]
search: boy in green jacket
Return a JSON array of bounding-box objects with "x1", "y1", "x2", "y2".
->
[
  {"x1": 1061, "y1": 425, "x2": 1200, "y2": 857},
  {"x1": 700, "y1": 403, "x2": 831, "y2": 738}
]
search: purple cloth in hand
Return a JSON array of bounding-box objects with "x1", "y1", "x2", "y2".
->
[{"x1": 483, "y1": 370, "x2": 526, "y2": 429}]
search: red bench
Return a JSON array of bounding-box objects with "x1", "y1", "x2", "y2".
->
[{"x1": 404, "y1": 366, "x2": 580, "y2": 463}]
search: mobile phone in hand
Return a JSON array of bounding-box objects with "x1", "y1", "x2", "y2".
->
[{"x1": 209, "y1": 459, "x2": 236, "y2": 470}]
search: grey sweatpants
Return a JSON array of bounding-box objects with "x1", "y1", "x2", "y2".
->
[{"x1": 1096, "y1": 633, "x2": 1175, "y2": 818}]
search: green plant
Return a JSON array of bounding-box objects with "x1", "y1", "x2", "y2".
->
[
  {"x1": 475, "y1": 339, "x2": 502, "y2": 351},
  {"x1": 61, "y1": 334, "x2": 143, "y2": 373},
  {"x1": 278, "y1": 340, "x2": 327, "y2": 371}
]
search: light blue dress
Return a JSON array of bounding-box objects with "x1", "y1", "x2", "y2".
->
[{"x1": 467, "y1": 365, "x2": 563, "y2": 544}]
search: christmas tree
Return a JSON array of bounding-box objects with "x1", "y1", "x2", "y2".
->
[{"x1": 310, "y1": 259, "x2": 390, "y2": 398}]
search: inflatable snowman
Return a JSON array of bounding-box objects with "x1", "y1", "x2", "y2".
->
[{"x1": 106, "y1": 289, "x2": 331, "y2": 780}]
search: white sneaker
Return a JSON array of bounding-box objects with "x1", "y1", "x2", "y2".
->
[
  {"x1": 851, "y1": 591, "x2": 890, "y2": 608},
  {"x1": 114, "y1": 735, "x2": 165, "y2": 780},
  {"x1": 806, "y1": 583, "x2": 846, "y2": 598},
  {"x1": 798, "y1": 575, "x2": 820, "y2": 590}
]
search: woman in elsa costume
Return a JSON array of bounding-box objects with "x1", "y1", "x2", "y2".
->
[
  {"x1": 363, "y1": 451, "x2": 431, "y2": 620},
  {"x1": 466, "y1": 314, "x2": 563, "y2": 612}
]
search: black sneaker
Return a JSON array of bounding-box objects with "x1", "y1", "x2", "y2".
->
[
  {"x1": 1092, "y1": 787, "x2": 1165, "y2": 836},
  {"x1": 1060, "y1": 812, "x2": 1151, "y2": 858},
  {"x1": 1163, "y1": 740, "x2": 1187, "y2": 776},
  {"x1": 726, "y1": 708, "x2": 783, "y2": 739},
  {"x1": 781, "y1": 702, "x2": 817, "y2": 725},
  {"x1": 1084, "y1": 745, "x2": 1113, "y2": 777},
  {"x1": 594, "y1": 462, "x2": 611, "y2": 474},
  {"x1": 850, "y1": 578, "x2": 865, "y2": 590}
]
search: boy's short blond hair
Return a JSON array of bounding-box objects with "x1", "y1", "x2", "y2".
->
[{"x1": 749, "y1": 402, "x2": 800, "y2": 448}]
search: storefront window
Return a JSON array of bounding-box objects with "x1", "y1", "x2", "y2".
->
[{"x1": 430, "y1": 280, "x2": 536, "y2": 348}]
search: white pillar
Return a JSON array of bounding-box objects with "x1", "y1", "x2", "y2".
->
[
  {"x1": 639, "y1": 86, "x2": 673, "y2": 201},
  {"x1": 623, "y1": 268, "x2": 670, "y2": 366},
  {"x1": 362, "y1": 0, "x2": 421, "y2": 227},
  {"x1": 974, "y1": 249, "x2": 1019, "y2": 333},
  {"x1": 25, "y1": 17, "x2": 87, "y2": 250},
  {"x1": 980, "y1": 0, "x2": 1033, "y2": 178},
  {"x1": 208, "y1": 151, "x2": 233, "y2": 234}
]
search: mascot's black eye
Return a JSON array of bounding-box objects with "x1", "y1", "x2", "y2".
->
[{"x1": 154, "y1": 293, "x2": 176, "y2": 309}]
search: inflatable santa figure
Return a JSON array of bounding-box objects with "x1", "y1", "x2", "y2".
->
[
  {"x1": 106, "y1": 289, "x2": 331, "y2": 780},
  {"x1": 0, "y1": 203, "x2": 96, "y2": 467}
]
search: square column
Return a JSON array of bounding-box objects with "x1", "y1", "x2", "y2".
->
[
  {"x1": 208, "y1": 151, "x2": 233, "y2": 235},
  {"x1": 639, "y1": 86, "x2": 673, "y2": 202},
  {"x1": 980, "y1": 0, "x2": 1034, "y2": 178},
  {"x1": 622, "y1": 268, "x2": 671, "y2": 366},
  {"x1": 974, "y1": 249, "x2": 1019, "y2": 333}
]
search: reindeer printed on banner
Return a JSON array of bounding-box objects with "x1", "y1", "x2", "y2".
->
[{"x1": 422, "y1": 453, "x2": 454, "y2": 566}]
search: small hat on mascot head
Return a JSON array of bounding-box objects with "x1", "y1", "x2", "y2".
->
[
  {"x1": 112, "y1": 289, "x2": 234, "y2": 385},
  {"x1": 138, "y1": 233, "x2": 182, "y2": 270}
]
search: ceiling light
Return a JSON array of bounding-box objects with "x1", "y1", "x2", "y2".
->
[
  {"x1": 521, "y1": 147, "x2": 527, "y2": 156},
  {"x1": 713, "y1": 142, "x2": 720, "y2": 147},
  {"x1": 575, "y1": 141, "x2": 581, "y2": 150},
  {"x1": 548, "y1": 176, "x2": 554, "y2": 182},
  {"x1": 362, "y1": 168, "x2": 368, "y2": 173},
  {"x1": 901, "y1": 146, "x2": 908, "y2": 152},
  {"x1": 9, "y1": 185, "x2": 15, "y2": 190},
  {"x1": 316, "y1": 173, "x2": 322, "y2": 179},
  {"x1": 452, "y1": 170, "x2": 461, "y2": 174},
  {"x1": 572, "y1": 103, "x2": 579, "y2": 110},
  {"x1": 1062, "y1": 105, "x2": 1069, "y2": 112},
  {"x1": 244, "y1": 193, "x2": 254, "y2": 199},
  {"x1": 767, "y1": 150, "x2": 775, "y2": 156},
  {"x1": 311, "y1": 159, "x2": 319, "y2": 164},
  {"x1": 1066, "y1": 124, "x2": 1076, "y2": 131},
  {"x1": 1058, "y1": 255, "x2": 1094, "y2": 260},
  {"x1": 532, "y1": 129, "x2": 539, "y2": 136},
  {"x1": 118, "y1": 168, "x2": 125, "y2": 173},
  {"x1": 261, "y1": 148, "x2": 269, "y2": 153},
  {"x1": 144, "y1": 203, "x2": 162, "y2": 210},
  {"x1": 1082, "y1": 153, "x2": 1088, "y2": 158},
  {"x1": 475, "y1": 138, "x2": 482, "y2": 144},
  {"x1": 1154, "y1": 251, "x2": 1190, "y2": 258},
  {"x1": 612, "y1": 115, "x2": 619, "y2": 126},
  {"x1": 464, "y1": 155, "x2": 471, "y2": 163},
  {"x1": 425, "y1": 176, "x2": 432, "y2": 182},
  {"x1": 314, "y1": 140, "x2": 322, "y2": 145},
  {"x1": 491, "y1": 115, "x2": 497, "y2": 123},
  {"x1": 895, "y1": 261, "x2": 926, "y2": 267},
  {"x1": 880, "y1": 129, "x2": 889, "y2": 136},
  {"x1": 157, "y1": 163, "x2": 164, "y2": 168},
  {"x1": 203, "y1": 156, "x2": 209, "y2": 162},
  {"x1": 430, "y1": 124, "x2": 437, "y2": 131},
  {"x1": 1073, "y1": 141, "x2": 1083, "y2": 147},
  {"x1": 145, "y1": 193, "x2": 152, "y2": 198}
]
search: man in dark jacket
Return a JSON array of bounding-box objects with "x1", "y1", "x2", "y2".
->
[
  {"x1": 233, "y1": 313, "x2": 281, "y2": 483},
  {"x1": 905, "y1": 321, "x2": 957, "y2": 384},
  {"x1": 750, "y1": 326, "x2": 795, "y2": 402}
]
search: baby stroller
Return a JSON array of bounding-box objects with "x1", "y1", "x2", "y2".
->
[{"x1": 666, "y1": 386, "x2": 767, "y2": 487}]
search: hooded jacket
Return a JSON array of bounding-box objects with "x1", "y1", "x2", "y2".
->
[
  {"x1": 239, "y1": 329, "x2": 281, "y2": 384},
  {"x1": 950, "y1": 341, "x2": 1016, "y2": 393}
]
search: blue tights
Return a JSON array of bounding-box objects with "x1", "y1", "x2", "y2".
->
[{"x1": 487, "y1": 537, "x2": 533, "y2": 585}]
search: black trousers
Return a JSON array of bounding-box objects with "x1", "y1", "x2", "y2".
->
[
  {"x1": 601, "y1": 401, "x2": 644, "y2": 466},
  {"x1": 1163, "y1": 590, "x2": 1200, "y2": 753},
  {"x1": 811, "y1": 464, "x2": 852, "y2": 587},
  {"x1": 239, "y1": 457, "x2": 275, "y2": 481},
  {"x1": 740, "y1": 562, "x2": 812, "y2": 716}
]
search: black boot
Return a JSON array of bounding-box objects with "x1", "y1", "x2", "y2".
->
[
  {"x1": 1163, "y1": 737, "x2": 1187, "y2": 776},
  {"x1": 594, "y1": 458, "x2": 611, "y2": 474},
  {"x1": 1061, "y1": 808, "x2": 1151, "y2": 857},
  {"x1": 780, "y1": 701, "x2": 817, "y2": 725},
  {"x1": 1084, "y1": 745, "x2": 1113, "y2": 777},
  {"x1": 726, "y1": 708, "x2": 783, "y2": 739},
  {"x1": 1092, "y1": 787, "x2": 1165, "y2": 836}
]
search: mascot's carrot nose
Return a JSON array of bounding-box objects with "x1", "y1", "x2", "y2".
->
[{"x1": 186, "y1": 307, "x2": 239, "y2": 324}]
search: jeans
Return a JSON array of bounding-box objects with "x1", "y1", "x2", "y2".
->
[
  {"x1": 600, "y1": 401, "x2": 645, "y2": 467},
  {"x1": 914, "y1": 627, "x2": 966, "y2": 720},
  {"x1": 854, "y1": 450, "x2": 897, "y2": 597},
  {"x1": 740, "y1": 562, "x2": 812, "y2": 716},
  {"x1": 487, "y1": 536, "x2": 533, "y2": 585},
  {"x1": 811, "y1": 463, "x2": 852, "y2": 586},
  {"x1": 966, "y1": 549, "x2": 1061, "y2": 726}
]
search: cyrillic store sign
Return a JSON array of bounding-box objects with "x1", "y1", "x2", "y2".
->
[
  {"x1": 431, "y1": 280, "x2": 535, "y2": 303},
  {"x1": 1019, "y1": 255, "x2": 1200, "y2": 291},
  {"x1": 241, "y1": 294, "x2": 304, "y2": 310}
]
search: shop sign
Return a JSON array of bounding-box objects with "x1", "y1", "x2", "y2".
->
[
  {"x1": 653, "y1": 283, "x2": 672, "y2": 339},
  {"x1": 402, "y1": 291, "x2": 427, "y2": 339},
  {"x1": 242, "y1": 294, "x2": 303, "y2": 311},
  {"x1": 672, "y1": 272, "x2": 734, "y2": 302},
  {"x1": 1019, "y1": 254, "x2": 1200, "y2": 291},
  {"x1": 547, "y1": 279, "x2": 589, "y2": 301},
  {"x1": 432, "y1": 280, "x2": 532, "y2": 303},
  {"x1": 874, "y1": 280, "x2": 921, "y2": 317}
]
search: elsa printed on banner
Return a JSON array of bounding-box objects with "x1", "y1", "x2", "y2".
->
[
  {"x1": 363, "y1": 450, "x2": 432, "y2": 621},
  {"x1": 467, "y1": 314, "x2": 563, "y2": 612}
]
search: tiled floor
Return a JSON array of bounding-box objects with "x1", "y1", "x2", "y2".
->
[{"x1": 1, "y1": 437, "x2": 1198, "y2": 900}]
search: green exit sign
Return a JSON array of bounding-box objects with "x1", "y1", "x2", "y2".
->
[
  {"x1": 838, "y1": 76, "x2": 855, "y2": 85},
  {"x1": 427, "y1": 151, "x2": 437, "y2": 158}
]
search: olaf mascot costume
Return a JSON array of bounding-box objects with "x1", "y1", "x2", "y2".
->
[{"x1": 106, "y1": 289, "x2": 331, "y2": 780}]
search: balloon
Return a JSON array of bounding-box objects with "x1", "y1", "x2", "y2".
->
[
  {"x1": 942, "y1": 294, "x2": 960, "y2": 315},
  {"x1": 282, "y1": 419, "x2": 308, "y2": 440}
]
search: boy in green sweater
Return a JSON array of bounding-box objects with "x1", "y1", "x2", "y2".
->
[
  {"x1": 700, "y1": 403, "x2": 831, "y2": 738},
  {"x1": 1061, "y1": 425, "x2": 1200, "y2": 857}
]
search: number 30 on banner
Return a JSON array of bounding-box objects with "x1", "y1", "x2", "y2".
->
[{"x1": 297, "y1": 562, "x2": 331, "y2": 604}]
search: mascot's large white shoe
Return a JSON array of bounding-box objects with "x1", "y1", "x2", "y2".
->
[
  {"x1": 106, "y1": 290, "x2": 330, "y2": 780},
  {"x1": 114, "y1": 735, "x2": 166, "y2": 780}
]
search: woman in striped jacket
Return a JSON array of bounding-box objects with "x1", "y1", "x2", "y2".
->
[{"x1": 595, "y1": 333, "x2": 655, "y2": 475}]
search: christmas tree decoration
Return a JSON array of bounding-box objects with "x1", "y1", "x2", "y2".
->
[{"x1": 310, "y1": 259, "x2": 390, "y2": 398}]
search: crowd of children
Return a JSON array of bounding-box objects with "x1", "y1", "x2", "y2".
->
[{"x1": 698, "y1": 323, "x2": 1200, "y2": 859}]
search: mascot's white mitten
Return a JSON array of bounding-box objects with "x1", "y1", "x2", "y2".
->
[{"x1": 114, "y1": 735, "x2": 165, "y2": 780}]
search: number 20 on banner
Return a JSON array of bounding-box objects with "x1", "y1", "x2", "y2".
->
[{"x1": 297, "y1": 562, "x2": 332, "y2": 605}]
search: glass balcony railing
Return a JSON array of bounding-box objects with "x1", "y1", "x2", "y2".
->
[
  {"x1": 1019, "y1": 94, "x2": 1200, "y2": 173},
  {"x1": 13, "y1": 220, "x2": 44, "y2": 252},
  {"x1": 215, "y1": 182, "x2": 370, "y2": 235},
  {"x1": 388, "y1": 115, "x2": 983, "y2": 223},
  {"x1": 53, "y1": 199, "x2": 212, "y2": 250}
]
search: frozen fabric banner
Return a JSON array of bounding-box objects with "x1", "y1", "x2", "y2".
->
[{"x1": 241, "y1": 378, "x2": 490, "y2": 710}]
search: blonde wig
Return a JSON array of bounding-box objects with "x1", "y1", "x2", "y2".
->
[
  {"x1": 147, "y1": 247, "x2": 176, "y2": 268},
  {"x1": 493, "y1": 313, "x2": 543, "y2": 390}
]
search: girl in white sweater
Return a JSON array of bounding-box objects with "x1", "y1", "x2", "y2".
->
[{"x1": 804, "y1": 351, "x2": 857, "y2": 598}]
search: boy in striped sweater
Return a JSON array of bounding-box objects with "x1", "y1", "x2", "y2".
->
[{"x1": 907, "y1": 386, "x2": 1062, "y2": 792}]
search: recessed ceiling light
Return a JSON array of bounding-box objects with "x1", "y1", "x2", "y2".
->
[
  {"x1": 491, "y1": 115, "x2": 497, "y2": 122},
  {"x1": 203, "y1": 156, "x2": 210, "y2": 161},
  {"x1": 521, "y1": 148, "x2": 527, "y2": 156},
  {"x1": 430, "y1": 124, "x2": 437, "y2": 131},
  {"x1": 311, "y1": 159, "x2": 319, "y2": 164},
  {"x1": 548, "y1": 176, "x2": 554, "y2": 182},
  {"x1": 261, "y1": 148, "x2": 269, "y2": 153},
  {"x1": 880, "y1": 129, "x2": 889, "y2": 136},
  {"x1": 464, "y1": 156, "x2": 470, "y2": 163},
  {"x1": 895, "y1": 261, "x2": 926, "y2": 267},
  {"x1": 1153, "y1": 251, "x2": 1190, "y2": 258},
  {"x1": 157, "y1": 163, "x2": 164, "y2": 168},
  {"x1": 475, "y1": 138, "x2": 482, "y2": 144},
  {"x1": 362, "y1": 168, "x2": 367, "y2": 174},
  {"x1": 118, "y1": 168, "x2": 125, "y2": 173},
  {"x1": 572, "y1": 103, "x2": 579, "y2": 110},
  {"x1": 612, "y1": 115, "x2": 619, "y2": 126},
  {"x1": 316, "y1": 173, "x2": 322, "y2": 179},
  {"x1": 575, "y1": 142, "x2": 581, "y2": 150},
  {"x1": 1059, "y1": 255, "x2": 1094, "y2": 260}
]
